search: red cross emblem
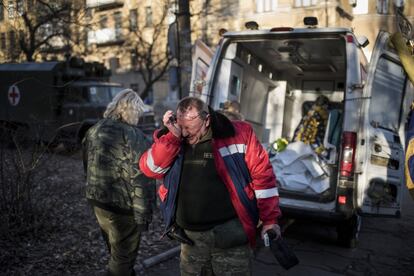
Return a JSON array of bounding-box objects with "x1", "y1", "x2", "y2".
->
[{"x1": 8, "y1": 85, "x2": 20, "y2": 106}]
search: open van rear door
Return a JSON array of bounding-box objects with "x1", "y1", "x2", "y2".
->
[
  {"x1": 356, "y1": 31, "x2": 407, "y2": 217},
  {"x1": 190, "y1": 39, "x2": 214, "y2": 98}
]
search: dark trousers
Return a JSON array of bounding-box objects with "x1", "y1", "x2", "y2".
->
[{"x1": 93, "y1": 206, "x2": 141, "y2": 276}]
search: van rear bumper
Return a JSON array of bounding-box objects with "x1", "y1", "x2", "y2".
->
[{"x1": 280, "y1": 206, "x2": 350, "y2": 223}]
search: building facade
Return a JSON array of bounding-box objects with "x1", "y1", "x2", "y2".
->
[
  {"x1": 83, "y1": 0, "x2": 172, "y2": 105},
  {"x1": 194, "y1": 0, "x2": 413, "y2": 59},
  {"x1": 0, "y1": 0, "x2": 86, "y2": 62},
  {"x1": 0, "y1": 0, "x2": 413, "y2": 113}
]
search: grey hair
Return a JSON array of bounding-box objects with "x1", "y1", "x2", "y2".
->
[
  {"x1": 103, "y1": 89, "x2": 145, "y2": 125},
  {"x1": 177, "y1": 97, "x2": 209, "y2": 119}
]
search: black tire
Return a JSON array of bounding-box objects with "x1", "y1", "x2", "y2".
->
[{"x1": 336, "y1": 214, "x2": 361, "y2": 248}]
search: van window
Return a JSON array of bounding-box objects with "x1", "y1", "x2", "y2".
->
[{"x1": 368, "y1": 57, "x2": 406, "y2": 132}]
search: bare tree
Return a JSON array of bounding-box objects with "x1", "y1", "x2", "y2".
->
[
  {"x1": 128, "y1": 2, "x2": 173, "y2": 101},
  {"x1": 0, "y1": 125, "x2": 62, "y2": 236},
  {"x1": 1, "y1": 0, "x2": 87, "y2": 62}
]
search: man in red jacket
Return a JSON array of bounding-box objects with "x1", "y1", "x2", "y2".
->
[{"x1": 139, "y1": 97, "x2": 281, "y2": 275}]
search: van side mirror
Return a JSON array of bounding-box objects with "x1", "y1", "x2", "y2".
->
[{"x1": 357, "y1": 36, "x2": 369, "y2": 48}]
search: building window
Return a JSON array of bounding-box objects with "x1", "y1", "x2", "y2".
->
[
  {"x1": 113, "y1": 11, "x2": 122, "y2": 40},
  {"x1": 99, "y1": 14, "x2": 108, "y2": 29},
  {"x1": 352, "y1": 0, "x2": 368, "y2": 14},
  {"x1": 394, "y1": 0, "x2": 404, "y2": 8},
  {"x1": 39, "y1": 23, "x2": 53, "y2": 41},
  {"x1": 0, "y1": 4, "x2": 4, "y2": 21},
  {"x1": 130, "y1": 50, "x2": 137, "y2": 68},
  {"x1": 8, "y1": 31, "x2": 15, "y2": 53},
  {"x1": 376, "y1": 0, "x2": 388, "y2": 14},
  {"x1": 85, "y1": 8, "x2": 92, "y2": 20},
  {"x1": 16, "y1": 0, "x2": 24, "y2": 15},
  {"x1": 294, "y1": 0, "x2": 318, "y2": 7},
  {"x1": 129, "y1": 9, "x2": 138, "y2": 31},
  {"x1": 256, "y1": 0, "x2": 278, "y2": 13},
  {"x1": 145, "y1": 6, "x2": 152, "y2": 27},
  {"x1": 109, "y1": 57, "x2": 120, "y2": 72},
  {"x1": 84, "y1": 25, "x2": 90, "y2": 47},
  {"x1": 8, "y1": 0, "x2": 14, "y2": 19},
  {"x1": 27, "y1": 0, "x2": 34, "y2": 8},
  {"x1": 221, "y1": 0, "x2": 231, "y2": 15},
  {"x1": 0, "y1": 33, "x2": 6, "y2": 50}
]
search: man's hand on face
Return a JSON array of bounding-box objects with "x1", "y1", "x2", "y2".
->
[{"x1": 163, "y1": 110, "x2": 182, "y2": 138}]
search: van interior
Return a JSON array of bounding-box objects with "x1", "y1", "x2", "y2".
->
[{"x1": 210, "y1": 34, "x2": 349, "y2": 200}]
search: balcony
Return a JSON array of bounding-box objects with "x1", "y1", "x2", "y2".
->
[
  {"x1": 86, "y1": 0, "x2": 123, "y2": 10},
  {"x1": 39, "y1": 36, "x2": 69, "y2": 53},
  {"x1": 88, "y1": 28, "x2": 124, "y2": 46}
]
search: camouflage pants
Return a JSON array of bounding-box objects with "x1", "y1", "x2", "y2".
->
[
  {"x1": 93, "y1": 206, "x2": 141, "y2": 276},
  {"x1": 180, "y1": 225, "x2": 252, "y2": 276}
]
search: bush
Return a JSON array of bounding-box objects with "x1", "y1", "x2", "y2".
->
[{"x1": 0, "y1": 125, "x2": 60, "y2": 238}]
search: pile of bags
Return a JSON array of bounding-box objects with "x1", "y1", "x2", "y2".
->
[{"x1": 269, "y1": 95, "x2": 343, "y2": 195}]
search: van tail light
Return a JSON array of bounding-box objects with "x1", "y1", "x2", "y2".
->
[
  {"x1": 346, "y1": 35, "x2": 354, "y2": 43},
  {"x1": 338, "y1": 195, "x2": 347, "y2": 205},
  {"x1": 340, "y1": 131, "x2": 357, "y2": 178}
]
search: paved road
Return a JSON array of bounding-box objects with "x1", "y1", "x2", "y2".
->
[{"x1": 143, "y1": 186, "x2": 414, "y2": 275}]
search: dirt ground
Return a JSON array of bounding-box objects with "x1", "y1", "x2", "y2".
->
[{"x1": 0, "y1": 150, "x2": 179, "y2": 276}]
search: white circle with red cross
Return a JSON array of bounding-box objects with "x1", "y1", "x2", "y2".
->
[{"x1": 8, "y1": 85, "x2": 21, "y2": 106}]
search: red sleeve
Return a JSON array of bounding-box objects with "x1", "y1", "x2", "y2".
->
[
  {"x1": 139, "y1": 130, "x2": 181, "y2": 179},
  {"x1": 243, "y1": 123, "x2": 281, "y2": 225}
]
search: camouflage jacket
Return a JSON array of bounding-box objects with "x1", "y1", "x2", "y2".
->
[{"x1": 82, "y1": 118, "x2": 156, "y2": 228}]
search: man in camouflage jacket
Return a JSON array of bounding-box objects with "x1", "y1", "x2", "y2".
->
[{"x1": 83, "y1": 89, "x2": 155, "y2": 276}]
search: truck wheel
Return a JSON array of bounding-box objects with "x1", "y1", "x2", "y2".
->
[{"x1": 336, "y1": 214, "x2": 361, "y2": 248}]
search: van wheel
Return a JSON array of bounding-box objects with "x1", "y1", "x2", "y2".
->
[{"x1": 336, "y1": 215, "x2": 361, "y2": 248}]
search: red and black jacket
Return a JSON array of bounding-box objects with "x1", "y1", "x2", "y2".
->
[{"x1": 139, "y1": 110, "x2": 281, "y2": 247}]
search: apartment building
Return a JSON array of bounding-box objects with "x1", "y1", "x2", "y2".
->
[
  {"x1": 0, "y1": 0, "x2": 172, "y2": 105},
  {"x1": 84, "y1": 0, "x2": 173, "y2": 104},
  {"x1": 0, "y1": 0, "x2": 412, "y2": 106},
  {"x1": 189, "y1": 0, "x2": 413, "y2": 64},
  {"x1": 0, "y1": 0, "x2": 30, "y2": 62},
  {"x1": 349, "y1": 0, "x2": 413, "y2": 58},
  {"x1": 0, "y1": 0, "x2": 85, "y2": 62},
  {"x1": 228, "y1": 0, "x2": 412, "y2": 58}
]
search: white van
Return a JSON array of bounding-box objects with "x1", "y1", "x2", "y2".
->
[{"x1": 191, "y1": 17, "x2": 414, "y2": 247}]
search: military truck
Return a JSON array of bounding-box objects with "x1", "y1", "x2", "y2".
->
[{"x1": 0, "y1": 57, "x2": 155, "y2": 148}]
